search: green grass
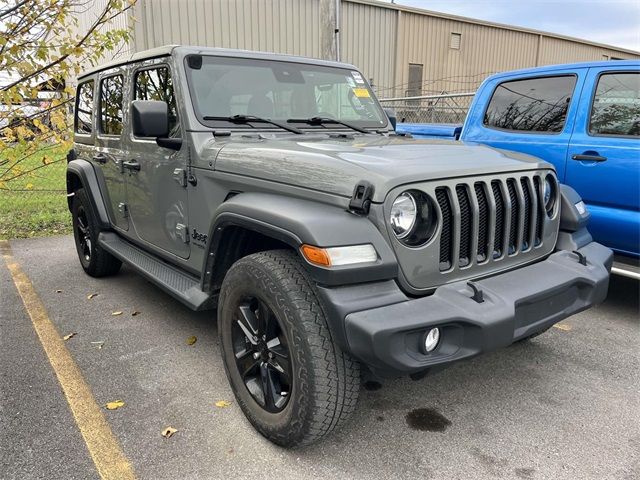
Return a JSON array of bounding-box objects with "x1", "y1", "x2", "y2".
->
[{"x1": 0, "y1": 144, "x2": 71, "y2": 240}]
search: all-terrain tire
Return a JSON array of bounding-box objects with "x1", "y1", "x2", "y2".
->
[
  {"x1": 218, "y1": 250, "x2": 360, "y2": 447},
  {"x1": 71, "y1": 188, "x2": 122, "y2": 277}
]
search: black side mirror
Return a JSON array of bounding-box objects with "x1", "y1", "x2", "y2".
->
[
  {"x1": 131, "y1": 100, "x2": 169, "y2": 138},
  {"x1": 384, "y1": 107, "x2": 397, "y2": 130}
]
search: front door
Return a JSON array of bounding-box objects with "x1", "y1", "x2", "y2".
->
[
  {"x1": 566, "y1": 67, "x2": 640, "y2": 256},
  {"x1": 125, "y1": 62, "x2": 190, "y2": 259}
]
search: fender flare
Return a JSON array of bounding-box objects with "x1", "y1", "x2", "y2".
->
[
  {"x1": 66, "y1": 159, "x2": 111, "y2": 229},
  {"x1": 202, "y1": 192, "x2": 398, "y2": 289}
]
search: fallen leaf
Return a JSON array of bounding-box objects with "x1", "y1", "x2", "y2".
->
[
  {"x1": 161, "y1": 427, "x2": 177, "y2": 439},
  {"x1": 131, "y1": 311, "x2": 141, "y2": 316},
  {"x1": 55, "y1": 289, "x2": 63, "y2": 293},
  {"x1": 91, "y1": 341, "x2": 104, "y2": 350},
  {"x1": 111, "y1": 311, "x2": 123, "y2": 316},
  {"x1": 554, "y1": 323, "x2": 572, "y2": 331},
  {"x1": 186, "y1": 336, "x2": 197, "y2": 346},
  {"x1": 87, "y1": 293, "x2": 98, "y2": 300},
  {"x1": 105, "y1": 400, "x2": 125, "y2": 410},
  {"x1": 215, "y1": 400, "x2": 231, "y2": 408},
  {"x1": 63, "y1": 332, "x2": 77, "y2": 341}
]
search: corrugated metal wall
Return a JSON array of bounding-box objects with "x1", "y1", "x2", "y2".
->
[
  {"x1": 133, "y1": 0, "x2": 323, "y2": 58},
  {"x1": 84, "y1": 0, "x2": 638, "y2": 97}
]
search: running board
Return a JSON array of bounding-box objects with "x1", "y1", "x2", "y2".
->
[
  {"x1": 98, "y1": 232, "x2": 214, "y2": 311},
  {"x1": 611, "y1": 255, "x2": 640, "y2": 280}
]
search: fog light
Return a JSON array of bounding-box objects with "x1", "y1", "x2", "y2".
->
[{"x1": 423, "y1": 328, "x2": 440, "y2": 353}]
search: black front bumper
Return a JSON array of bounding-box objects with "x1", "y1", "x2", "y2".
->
[{"x1": 324, "y1": 242, "x2": 612, "y2": 377}]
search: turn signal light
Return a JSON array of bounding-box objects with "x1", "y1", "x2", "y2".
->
[{"x1": 300, "y1": 244, "x2": 378, "y2": 267}]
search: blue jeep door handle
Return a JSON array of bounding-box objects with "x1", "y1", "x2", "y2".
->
[{"x1": 571, "y1": 153, "x2": 607, "y2": 162}]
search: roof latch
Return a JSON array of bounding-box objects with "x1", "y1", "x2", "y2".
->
[{"x1": 348, "y1": 181, "x2": 374, "y2": 215}]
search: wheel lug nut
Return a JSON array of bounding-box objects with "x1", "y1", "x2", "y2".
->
[
  {"x1": 253, "y1": 352, "x2": 260, "y2": 360},
  {"x1": 268, "y1": 352, "x2": 273, "y2": 359}
]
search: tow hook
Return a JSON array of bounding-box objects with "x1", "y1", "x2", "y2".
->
[
  {"x1": 467, "y1": 281, "x2": 485, "y2": 303},
  {"x1": 572, "y1": 250, "x2": 588, "y2": 266}
]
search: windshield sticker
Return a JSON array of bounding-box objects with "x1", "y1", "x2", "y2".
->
[
  {"x1": 346, "y1": 76, "x2": 356, "y2": 87},
  {"x1": 351, "y1": 71, "x2": 365, "y2": 84},
  {"x1": 352, "y1": 87, "x2": 370, "y2": 98}
]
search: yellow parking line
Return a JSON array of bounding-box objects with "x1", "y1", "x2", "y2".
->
[{"x1": 0, "y1": 240, "x2": 136, "y2": 480}]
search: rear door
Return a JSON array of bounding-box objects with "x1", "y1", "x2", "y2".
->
[
  {"x1": 124, "y1": 61, "x2": 190, "y2": 259},
  {"x1": 565, "y1": 67, "x2": 640, "y2": 256},
  {"x1": 463, "y1": 70, "x2": 586, "y2": 180},
  {"x1": 95, "y1": 69, "x2": 129, "y2": 231}
]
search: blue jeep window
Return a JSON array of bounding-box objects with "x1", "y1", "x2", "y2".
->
[
  {"x1": 100, "y1": 74, "x2": 124, "y2": 136},
  {"x1": 134, "y1": 66, "x2": 180, "y2": 137},
  {"x1": 484, "y1": 75, "x2": 576, "y2": 133},
  {"x1": 75, "y1": 80, "x2": 94, "y2": 134},
  {"x1": 589, "y1": 72, "x2": 640, "y2": 137}
]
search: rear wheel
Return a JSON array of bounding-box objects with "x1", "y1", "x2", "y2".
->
[
  {"x1": 71, "y1": 188, "x2": 121, "y2": 277},
  {"x1": 218, "y1": 250, "x2": 360, "y2": 447}
]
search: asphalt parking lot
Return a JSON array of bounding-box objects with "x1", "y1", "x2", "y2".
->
[{"x1": 1, "y1": 235, "x2": 638, "y2": 480}]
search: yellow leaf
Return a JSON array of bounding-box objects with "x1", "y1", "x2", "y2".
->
[
  {"x1": 105, "y1": 400, "x2": 125, "y2": 410},
  {"x1": 161, "y1": 427, "x2": 177, "y2": 438},
  {"x1": 186, "y1": 336, "x2": 197, "y2": 346},
  {"x1": 25, "y1": 183, "x2": 33, "y2": 190},
  {"x1": 87, "y1": 293, "x2": 98, "y2": 299},
  {"x1": 111, "y1": 311, "x2": 123, "y2": 316},
  {"x1": 215, "y1": 400, "x2": 231, "y2": 408},
  {"x1": 63, "y1": 332, "x2": 77, "y2": 341},
  {"x1": 554, "y1": 323, "x2": 572, "y2": 331}
]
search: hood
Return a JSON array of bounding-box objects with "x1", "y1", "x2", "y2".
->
[{"x1": 212, "y1": 134, "x2": 551, "y2": 203}]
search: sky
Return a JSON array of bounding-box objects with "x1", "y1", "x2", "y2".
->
[{"x1": 386, "y1": 0, "x2": 640, "y2": 52}]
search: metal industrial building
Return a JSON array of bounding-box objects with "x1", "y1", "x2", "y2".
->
[{"x1": 84, "y1": 0, "x2": 639, "y2": 97}]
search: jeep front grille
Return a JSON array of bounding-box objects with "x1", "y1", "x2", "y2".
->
[{"x1": 435, "y1": 174, "x2": 547, "y2": 271}]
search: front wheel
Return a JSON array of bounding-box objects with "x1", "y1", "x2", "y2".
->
[{"x1": 218, "y1": 250, "x2": 360, "y2": 447}]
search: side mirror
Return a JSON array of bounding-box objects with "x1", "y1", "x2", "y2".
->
[
  {"x1": 131, "y1": 100, "x2": 169, "y2": 138},
  {"x1": 384, "y1": 107, "x2": 397, "y2": 130}
]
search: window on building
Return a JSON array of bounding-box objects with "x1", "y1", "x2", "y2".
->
[
  {"x1": 483, "y1": 75, "x2": 577, "y2": 133},
  {"x1": 602, "y1": 55, "x2": 610, "y2": 61},
  {"x1": 134, "y1": 66, "x2": 180, "y2": 137},
  {"x1": 450, "y1": 32, "x2": 462, "y2": 50},
  {"x1": 100, "y1": 74, "x2": 123, "y2": 136},
  {"x1": 75, "y1": 80, "x2": 94, "y2": 134},
  {"x1": 589, "y1": 72, "x2": 639, "y2": 137},
  {"x1": 407, "y1": 63, "x2": 423, "y2": 97}
]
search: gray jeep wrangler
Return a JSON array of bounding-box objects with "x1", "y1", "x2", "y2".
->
[{"x1": 67, "y1": 45, "x2": 612, "y2": 447}]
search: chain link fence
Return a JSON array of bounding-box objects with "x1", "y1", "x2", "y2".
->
[{"x1": 378, "y1": 92, "x2": 475, "y2": 124}]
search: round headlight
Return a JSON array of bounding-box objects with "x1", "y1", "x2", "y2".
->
[
  {"x1": 390, "y1": 192, "x2": 417, "y2": 239},
  {"x1": 543, "y1": 175, "x2": 556, "y2": 215}
]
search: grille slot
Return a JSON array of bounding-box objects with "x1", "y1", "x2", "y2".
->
[{"x1": 436, "y1": 174, "x2": 546, "y2": 272}]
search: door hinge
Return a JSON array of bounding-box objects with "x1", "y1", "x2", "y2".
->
[
  {"x1": 348, "y1": 181, "x2": 374, "y2": 215},
  {"x1": 118, "y1": 202, "x2": 129, "y2": 218},
  {"x1": 176, "y1": 223, "x2": 189, "y2": 243},
  {"x1": 173, "y1": 168, "x2": 187, "y2": 187}
]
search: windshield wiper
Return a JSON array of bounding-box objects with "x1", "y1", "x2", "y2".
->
[
  {"x1": 202, "y1": 114, "x2": 302, "y2": 134},
  {"x1": 287, "y1": 116, "x2": 369, "y2": 134}
]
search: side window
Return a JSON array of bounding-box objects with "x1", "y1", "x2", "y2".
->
[
  {"x1": 100, "y1": 74, "x2": 124, "y2": 136},
  {"x1": 484, "y1": 75, "x2": 577, "y2": 133},
  {"x1": 134, "y1": 66, "x2": 179, "y2": 137},
  {"x1": 589, "y1": 72, "x2": 640, "y2": 137},
  {"x1": 75, "y1": 80, "x2": 94, "y2": 134}
]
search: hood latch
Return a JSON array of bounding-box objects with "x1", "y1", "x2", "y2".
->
[{"x1": 349, "y1": 181, "x2": 374, "y2": 215}]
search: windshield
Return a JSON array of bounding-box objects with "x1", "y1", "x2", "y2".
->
[{"x1": 184, "y1": 55, "x2": 388, "y2": 130}]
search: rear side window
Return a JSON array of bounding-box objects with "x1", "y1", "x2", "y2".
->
[
  {"x1": 484, "y1": 75, "x2": 577, "y2": 133},
  {"x1": 589, "y1": 72, "x2": 640, "y2": 137},
  {"x1": 100, "y1": 74, "x2": 124, "y2": 136},
  {"x1": 134, "y1": 66, "x2": 180, "y2": 137},
  {"x1": 75, "y1": 80, "x2": 94, "y2": 134}
]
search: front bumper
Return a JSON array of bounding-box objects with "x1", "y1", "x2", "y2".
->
[{"x1": 339, "y1": 242, "x2": 612, "y2": 376}]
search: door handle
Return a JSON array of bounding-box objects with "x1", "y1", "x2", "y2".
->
[
  {"x1": 122, "y1": 160, "x2": 141, "y2": 171},
  {"x1": 92, "y1": 153, "x2": 107, "y2": 164},
  {"x1": 571, "y1": 153, "x2": 607, "y2": 162}
]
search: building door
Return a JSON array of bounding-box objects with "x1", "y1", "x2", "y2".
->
[{"x1": 125, "y1": 62, "x2": 190, "y2": 259}]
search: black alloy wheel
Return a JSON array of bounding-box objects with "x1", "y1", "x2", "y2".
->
[{"x1": 231, "y1": 296, "x2": 292, "y2": 413}]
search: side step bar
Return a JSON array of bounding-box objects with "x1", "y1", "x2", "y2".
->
[
  {"x1": 611, "y1": 255, "x2": 640, "y2": 280},
  {"x1": 98, "y1": 232, "x2": 215, "y2": 311}
]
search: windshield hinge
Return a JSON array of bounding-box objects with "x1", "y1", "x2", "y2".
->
[{"x1": 349, "y1": 181, "x2": 374, "y2": 215}]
